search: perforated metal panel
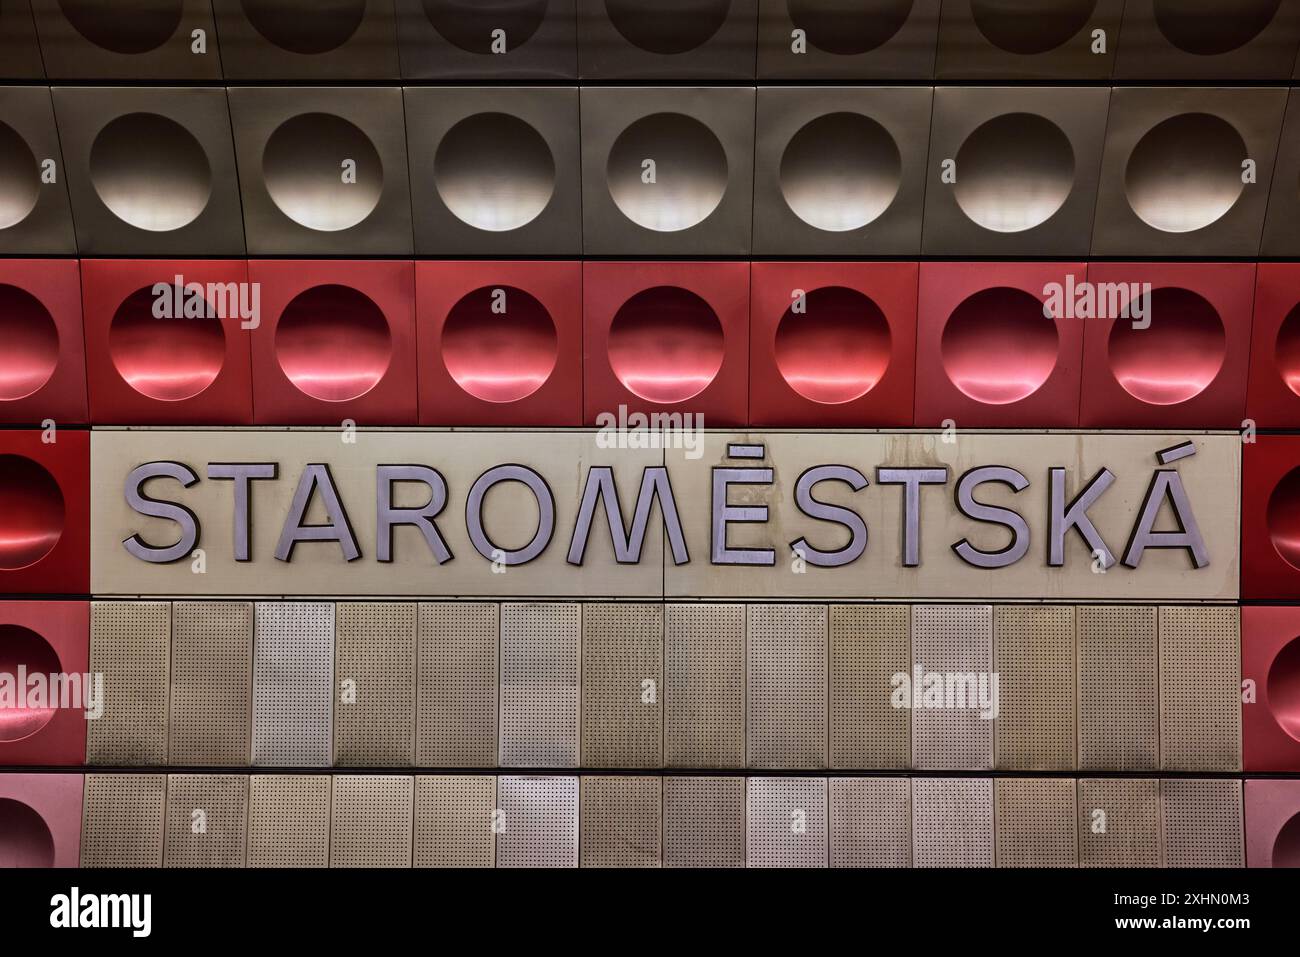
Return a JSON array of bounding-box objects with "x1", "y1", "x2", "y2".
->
[
  {"x1": 663, "y1": 776, "x2": 745, "y2": 868},
  {"x1": 163, "y1": 774, "x2": 248, "y2": 868},
  {"x1": 580, "y1": 775, "x2": 662, "y2": 868},
  {"x1": 828, "y1": 777, "x2": 910, "y2": 868},
  {"x1": 994, "y1": 777, "x2": 1077, "y2": 868},
  {"x1": 581, "y1": 604, "x2": 662, "y2": 768},
  {"x1": 413, "y1": 775, "x2": 496, "y2": 869},
  {"x1": 496, "y1": 776, "x2": 579, "y2": 868},
  {"x1": 87, "y1": 602, "x2": 170, "y2": 765},
  {"x1": 746, "y1": 777, "x2": 828, "y2": 868},
  {"x1": 246, "y1": 774, "x2": 331, "y2": 868},
  {"x1": 912, "y1": 606, "x2": 994, "y2": 771},
  {"x1": 252, "y1": 602, "x2": 335, "y2": 767},
  {"x1": 1078, "y1": 606, "x2": 1158, "y2": 771},
  {"x1": 1162, "y1": 778, "x2": 1244, "y2": 868},
  {"x1": 1160, "y1": 606, "x2": 1241, "y2": 771},
  {"x1": 334, "y1": 602, "x2": 416, "y2": 766},
  {"x1": 169, "y1": 601, "x2": 252, "y2": 766},
  {"x1": 500, "y1": 603, "x2": 579, "y2": 768},
  {"x1": 830, "y1": 605, "x2": 910, "y2": 769},
  {"x1": 330, "y1": 775, "x2": 414, "y2": 869},
  {"x1": 1078, "y1": 778, "x2": 1161, "y2": 868},
  {"x1": 994, "y1": 605, "x2": 1076, "y2": 771},
  {"x1": 912, "y1": 777, "x2": 994, "y2": 868},
  {"x1": 416, "y1": 602, "x2": 498, "y2": 767},
  {"x1": 748, "y1": 605, "x2": 827, "y2": 769},
  {"x1": 664, "y1": 604, "x2": 745, "y2": 768},
  {"x1": 80, "y1": 773, "x2": 165, "y2": 868}
]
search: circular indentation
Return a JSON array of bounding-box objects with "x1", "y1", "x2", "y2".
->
[
  {"x1": 0, "y1": 122, "x2": 39, "y2": 231},
  {"x1": 1274, "y1": 811, "x2": 1300, "y2": 868},
  {"x1": 1107, "y1": 287, "x2": 1225, "y2": 405},
  {"x1": 787, "y1": 0, "x2": 913, "y2": 55},
  {"x1": 1277, "y1": 305, "x2": 1300, "y2": 397},
  {"x1": 0, "y1": 455, "x2": 64, "y2": 570},
  {"x1": 0, "y1": 285, "x2": 58, "y2": 401},
  {"x1": 434, "y1": 113, "x2": 555, "y2": 232},
  {"x1": 971, "y1": 0, "x2": 1097, "y2": 54},
  {"x1": 263, "y1": 113, "x2": 382, "y2": 232},
  {"x1": 275, "y1": 285, "x2": 391, "y2": 402},
  {"x1": 954, "y1": 113, "x2": 1075, "y2": 233},
  {"x1": 1268, "y1": 467, "x2": 1300, "y2": 571},
  {"x1": 1267, "y1": 636, "x2": 1300, "y2": 742},
  {"x1": 608, "y1": 286, "x2": 724, "y2": 403},
  {"x1": 59, "y1": 0, "x2": 182, "y2": 54},
  {"x1": 775, "y1": 287, "x2": 891, "y2": 404},
  {"x1": 422, "y1": 0, "x2": 548, "y2": 53},
  {"x1": 1125, "y1": 113, "x2": 1247, "y2": 233},
  {"x1": 90, "y1": 114, "x2": 211, "y2": 232},
  {"x1": 941, "y1": 287, "x2": 1058, "y2": 404},
  {"x1": 241, "y1": 0, "x2": 366, "y2": 54},
  {"x1": 0, "y1": 625, "x2": 61, "y2": 742},
  {"x1": 0, "y1": 799, "x2": 54, "y2": 868},
  {"x1": 442, "y1": 286, "x2": 558, "y2": 403},
  {"x1": 779, "y1": 112, "x2": 901, "y2": 232},
  {"x1": 1154, "y1": 0, "x2": 1280, "y2": 56},
  {"x1": 605, "y1": 0, "x2": 730, "y2": 54},
  {"x1": 108, "y1": 286, "x2": 225, "y2": 402},
  {"x1": 607, "y1": 113, "x2": 728, "y2": 233}
]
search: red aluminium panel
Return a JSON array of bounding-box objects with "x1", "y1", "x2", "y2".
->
[
  {"x1": 1243, "y1": 435, "x2": 1300, "y2": 601},
  {"x1": 0, "y1": 429, "x2": 88, "y2": 595},
  {"x1": 81, "y1": 260, "x2": 253, "y2": 425},
  {"x1": 914, "y1": 262, "x2": 1085, "y2": 427},
  {"x1": 0, "y1": 260, "x2": 86, "y2": 426},
  {"x1": 0, "y1": 601, "x2": 88, "y2": 766},
  {"x1": 1247, "y1": 263, "x2": 1300, "y2": 428},
  {"x1": 417, "y1": 261, "x2": 582, "y2": 426},
  {"x1": 0, "y1": 773, "x2": 82, "y2": 867},
  {"x1": 1243, "y1": 607, "x2": 1300, "y2": 771},
  {"x1": 250, "y1": 260, "x2": 418, "y2": 426},
  {"x1": 750, "y1": 262, "x2": 917, "y2": 427},
  {"x1": 1244, "y1": 779, "x2": 1300, "y2": 868},
  {"x1": 583, "y1": 261, "x2": 749, "y2": 427},
  {"x1": 1080, "y1": 263, "x2": 1255, "y2": 428}
]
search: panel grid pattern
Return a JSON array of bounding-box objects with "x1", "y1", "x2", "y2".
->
[
  {"x1": 746, "y1": 777, "x2": 828, "y2": 868},
  {"x1": 246, "y1": 775, "x2": 331, "y2": 868},
  {"x1": 80, "y1": 773, "x2": 166, "y2": 868},
  {"x1": 416, "y1": 602, "x2": 499, "y2": 767},
  {"x1": 828, "y1": 777, "x2": 911, "y2": 868},
  {"x1": 329, "y1": 775, "x2": 414, "y2": 868},
  {"x1": 1161, "y1": 779, "x2": 1244, "y2": 868},
  {"x1": 1078, "y1": 606, "x2": 1159, "y2": 771},
  {"x1": 413, "y1": 775, "x2": 496, "y2": 868},
  {"x1": 912, "y1": 605, "x2": 993, "y2": 770},
  {"x1": 496, "y1": 775, "x2": 579, "y2": 868},
  {"x1": 579, "y1": 775, "x2": 662, "y2": 868},
  {"x1": 500, "y1": 603, "x2": 580, "y2": 768},
  {"x1": 169, "y1": 601, "x2": 252, "y2": 766},
  {"x1": 581, "y1": 603, "x2": 662, "y2": 768},
  {"x1": 87, "y1": 601, "x2": 171, "y2": 765},
  {"x1": 912, "y1": 777, "x2": 994, "y2": 868},
  {"x1": 663, "y1": 776, "x2": 745, "y2": 868},
  {"x1": 664, "y1": 604, "x2": 745, "y2": 768},
  {"x1": 995, "y1": 605, "x2": 1076, "y2": 770},
  {"x1": 747, "y1": 605, "x2": 827, "y2": 769},
  {"x1": 334, "y1": 602, "x2": 416, "y2": 766},
  {"x1": 163, "y1": 774, "x2": 248, "y2": 868},
  {"x1": 994, "y1": 777, "x2": 1077, "y2": 868},
  {"x1": 1078, "y1": 778, "x2": 1162, "y2": 868},
  {"x1": 1159, "y1": 606, "x2": 1241, "y2": 771},
  {"x1": 252, "y1": 602, "x2": 335, "y2": 767},
  {"x1": 830, "y1": 605, "x2": 910, "y2": 769}
]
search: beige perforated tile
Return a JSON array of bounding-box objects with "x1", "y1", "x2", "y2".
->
[
  {"x1": 496, "y1": 776, "x2": 578, "y2": 868},
  {"x1": 994, "y1": 605, "x2": 1076, "y2": 771},
  {"x1": 80, "y1": 773, "x2": 165, "y2": 868},
  {"x1": 246, "y1": 775, "x2": 331, "y2": 868},
  {"x1": 169, "y1": 601, "x2": 252, "y2": 766},
  {"x1": 253, "y1": 602, "x2": 335, "y2": 767},
  {"x1": 330, "y1": 775, "x2": 413, "y2": 868},
  {"x1": 828, "y1": 777, "x2": 910, "y2": 868},
  {"x1": 1078, "y1": 606, "x2": 1158, "y2": 771},
  {"x1": 1078, "y1": 778, "x2": 1161, "y2": 868},
  {"x1": 830, "y1": 605, "x2": 910, "y2": 769},
  {"x1": 663, "y1": 776, "x2": 745, "y2": 868},
  {"x1": 413, "y1": 775, "x2": 495, "y2": 868},
  {"x1": 912, "y1": 777, "x2": 993, "y2": 868},
  {"x1": 664, "y1": 604, "x2": 745, "y2": 769},
  {"x1": 1159, "y1": 606, "x2": 1241, "y2": 772},
  {"x1": 580, "y1": 776, "x2": 662, "y2": 868},
  {"x1": 87, "y1": 602, "x2": 171, "y2": 765},
  {"x1": 994, "y1": 777, "x2": 1077, "y2": 868},
  {"x1": 748, "y1": 605, "x2": 827, "y2": 769},
  {"x1": 500, "y1": 603, "x2": 579, "y2": 768},
  {"x1": 1162, "y1": 779, "x2": 1243, "y2": 868},
  {"x1": 912, "y1": 606, "x2": 994, "y2": 771},
  {"x1": 746, "y1": 777, "x2": 828, "y2": 868},
  {"x1": 163, "y1": 774, "x2": 248, "y2": 868},
  {"x1": 582, "y1": 604, "x2": 662, "y2": 768},
  {"x1": 334, "y1": 602, "x2": 416, "y2": 766},
  {"x1": 416, "y1": 602, "x2": 498, "y2": 767}
]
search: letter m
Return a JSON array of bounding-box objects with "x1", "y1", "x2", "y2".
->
[{"x1": 567, "y1": 466, "x2": 689, "y2": 566}]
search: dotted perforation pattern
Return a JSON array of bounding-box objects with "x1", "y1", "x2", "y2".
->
[
  {"x1": 246, "y1": 774, "x2": 331, "y2": 868},
  {"x1": 500, "y1": 603, "x2": 581, "y2": 768},
  {"x1": 664, "y1": 603, "x2": 746, "y2": 769},
  {"x1": 163, "y1": 773, "x2": 248, "y2": 868},
  {"x1": 582, "y1": 603, "x2": 663, "y2": 768},
  {"x1": 496, "y1": 775, "x2": 579, "y2": 868},
  {"x1": 994, "y1": 604, "x2": 1076, "y2": 771},
  {"x1": 1078, "y1": 778, "x2": 1162, "y2": 868},
  {"x1": 413, "y1": 775, "x2": 496, "y2": 868},
  {"x1": 579, "y1": 775, "x2": 662, "y2": 868},
  {"x1": 828, "y1": 777, "x2": 911, "y2": 868},
  {"x1": 1078, "y1": 606, "x2": 1159, "y2": 771},
  {"x1": 329, "y1": 775, "x2": 414, "y2": 868},
  {"x1": 252, "y1": 602, "x2": 335, "y2": 767},
  {"x1": 1161, "y1": 778, "x2": 1243, "y2": 868},
  {"x1": 416, "y1": 602, "x2": 499, "y2": 768},
  {"x1": 746, "y1": 777, "x2": 828, "y2": 868},
  {"x1": 80, "y1": 773, "x2": 166, "y2": 868},
  {"x1": 911, "y1": 605, "x2": 994, "y2": 771},
  {"x1": 663, "y1": 775, "x2": 745, "y2": 868},
  {"x1": 829, "y1": 605, "x2": 910, "y2": 770},
  {"x1": 1159, "y1": 606, "x2": 1241, "y2": 772},
  {"x1": 87, "y1": 601, "x2": 171, "y2": 765},
  {"x1": 912, "y1": 777, "x2": 994, "y2": 868},
  {"x1": 334, "y1": 601, "x2": 417, "y2": 766},
  {"x1": 169, "y1": 601, "x2": 253, "y2": 767},
  {"x1": 747, "y1": 604, "x2": 828, "y2": 769},
  {"x1": 994, "y1": 777, "x2": 1077, "y2": 868}
]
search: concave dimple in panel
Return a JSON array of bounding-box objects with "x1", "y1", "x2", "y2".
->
[
  {"x1": 1107, "y1": 288, "x2": 1226, "y2": 406},
  {"x1": 953, "y1": 113, "x2": 1075, "y2": 233},
  {"x1": 252, "y1": 602, "x2": 334, "y2": 768},
  {"x1": 607, "y1": 285, "x2": 725, "y2": 404},
  {"x1": 496, "y1": 775, "x2": 578, "y2": 868},
  {"x1": 0, "y1": 624, "x2": 59, "y2": 741},
  {"x1": 829, "y1": 777, "x2": 910, "y2": 867},
  {"x1": 416, "y1": 602, "x2": 498, "y2": 767},
  {"x1": 434, "y1": 113, "x2": 555, "y2": 232},
  {"x1": 500, "y1": 603, "x2": 579, "y2": 767},
  {"x1": 89, "y1": 113, "x2": 212, "y2": 232},
  {"x1": 606, "y1": 113, "x2": 728, "y2": 233},
  {"x1": 242, "y1": 0, "x2": 366, "y2": 54},
  {"x1": 0, "y1": 286, "x2": 58, "y2": 402},
  {"x1": 746, "y1": 777, "x2": 828, "y2": 868},
  {"x1": 274, "y1": 284, "x2": 392, "y2": 402},
  {"x1": 0, "y1": 797, "x2": 54, "y2": 867},
  {"x1": 0, "y1": 455, "x2": 63, "y2": 571},
  {"x1": 0, "y1": 123, "x2": 40, "y2": 231},
  {"x1": 779, "y1": 113, "x2": 901, "y2": 233},
  {"x1": 581, "y1": 603, "x2": 662, "y2": 768},
  {"x1": 775, "y1": 288, "x2": 893, "y2": 405},
  {"x1": 664, "y1": 604, "x2": 745, "y2": 768},
  {"x1": 787, "y1": 0, "x2": 914, "y2": 55},
  {"x1": 748, "y1": 604, "x2": 827, "y2": 769},
  {"x1": 108, "y1": 286, "x2": 225, "y2": 402},
  {"x1": 262, "y1": 113, "x2": 383, "y2": 232},
  {"x1": 940, "y1": 288, "x2": 1059, "y2": 405},
  {"x1": 1124, "y1": 113, "x2": 1247, "y2": 233},
  {"x1": 442, "y1": 286, "x2": 558, "y2": 403}
]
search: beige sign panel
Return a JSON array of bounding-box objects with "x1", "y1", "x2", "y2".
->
[{"x1": 91, "y1": 429, "x2": 1239, "y2": 600}]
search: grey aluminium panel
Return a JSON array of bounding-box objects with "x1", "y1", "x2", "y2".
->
[
  {"x1": 252, "y1": 602, "x2": 335, "y2": 768},
  {"x1": 500, "y1": 602, "x2": 579, "y2": 768}
]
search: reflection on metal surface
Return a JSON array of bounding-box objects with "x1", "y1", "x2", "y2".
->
[
  {"x1": 1268, "y1": 636, "x2": 1300, "y2": 742},
  {"x1": 1276, "y1": 304, "x2": 1300, "y2": 396},
  {"x1": 89, "y1": 113, "x2": 212, "y2": 232},
  {"x1": 971, "y1": 0, "x2": 1096, "y2": 55},
  {"x1": 0, "y1": 626, "x2": 58, "y2": 741},
  {"x1": 0, "y1": 454, "x2": 62, "y2": 569},
  {"x1": 1268, "y1": 466, "x2": 1300, "y2": 570},
  {"x1": 0, "y1": 797, "x2": 54, "y2": 867},
  {"x1": 1153, "y1": 0, "x2": 1280, "y2": 55},
  {"x1": 607, "y1": 112, "x2": 728, "y2": 232},
  {"x1": 241, "y1": 0, "x2": 366, "y2": 54},
  {"x1": 604, "y1": 0, "x2": 730, "y2": 54},
  {"x1": 954, "y1": 113, "x2": 1075, "y2": 233},
  {"x1": 1124, "y1": 113, "x2": 1246, "y2": 233},
  {"x1": 262, "y1": 113, "x2": 383, "y2": 232},
  {"x1": 109, "y1": 287, "x2": 225, "y2": 402},
  {"x1": 941, "y1": 287, "x2": 1058, "y2": 404},
  {"x1": 435, "y1": 113, "x2": 555, "y2": 232},
  {"x1": 1108, "y1": 287, "x2": 1225, "y2": 405},
  {"x1": 422, "y1": 0, "x2": 548, "y2": 53},
  {"x1": 607, "y1": 285, "x2": 724, "y2": 403},
  {"x1": 442, "y1": 286, "x2": 558, "y2": 403},
  {"x1": 775, "y1": 287, "x2": 891, "y2": 404},
  {"x1": 59, "y1": 0, "x2": 182, "y2": 54},
  {"x1": 274, "y1": 284, "x2": 392, "y2": 402},
  {"x1": 779, "y1": 112, "x2": 900, "y2": 232},
  {"x1": 787, "y1": 0, "x2": 913, "y2": 55},
  {"x1": 0, "y1": 284, "x2": 58, "y2": 401},
  {"x1": 0, "y1": 121, "x2": 38, "y2": 230}
]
